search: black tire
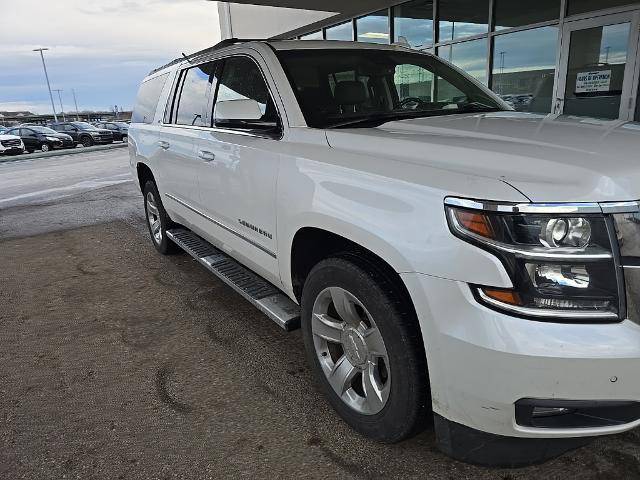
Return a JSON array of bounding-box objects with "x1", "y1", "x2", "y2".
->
[
  {"x1": 301, "y1": 256, "x2": 430, "y2": 443},
  {"x1": 81, "y1": 135, "x2": 94, "y2": 147},
  {"x1": 142, "y1": 180, "x2": 180, "y2": 255},
  {"x1": 40, "y1": 143, "x2": 51, "y2": 152}
]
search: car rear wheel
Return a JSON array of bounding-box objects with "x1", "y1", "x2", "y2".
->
[
  {"x1": 143, "y1": 180, "x2": 180, "y2": 255},
  {"x1": 301, "y1": 256, "x2": 430, "y2": 443},
  {"x1": 81, "y1": 136, "x2": 94, "y2": 147}
]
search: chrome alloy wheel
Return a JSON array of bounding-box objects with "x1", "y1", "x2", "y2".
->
[
  {"x1": 312, "y1": 287, "x2": 391, "y2": 415},
  {"x1": 146, "y1": 191, "x2": 162, "y2": 244}
]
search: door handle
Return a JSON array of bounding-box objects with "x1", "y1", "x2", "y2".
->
[
  {"x1": 158, "y1": 140, "x2": 170, "y2": 150},
  {"x1": 198, "y1": 150, "x2": 216, "y2": 162}
]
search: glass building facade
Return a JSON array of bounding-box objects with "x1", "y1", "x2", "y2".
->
[{"x1": 297, "y1": 0, "x2": 640, "y2": 119}]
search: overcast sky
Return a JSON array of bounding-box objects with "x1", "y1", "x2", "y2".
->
[{"x1": 0, "y1": 0, "x2": 220, "y2": 114}]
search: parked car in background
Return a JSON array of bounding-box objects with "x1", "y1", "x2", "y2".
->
[
  {"x1": 50, "y1": 121, "x2": 113, "y2": 147},
  {"x1": 0, "y1": 131, "x2": 25, "y2": 155},
  {"x1": 92, "y1": 121, "x2": 129, "y2": 141},
  {"x1": 5, "y1": 126, "x2": 73, "y2": 152}
]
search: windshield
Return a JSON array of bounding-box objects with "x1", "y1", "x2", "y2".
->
[
  {"x1": 31, "y1": 126, "x2": 58, "y2": 134},
  {"x1": 277, "y1": 49, "x2": 504, "y2": 129},
  {"x1": 72, "y1": 122, "x2": 99, "y2": 131}
]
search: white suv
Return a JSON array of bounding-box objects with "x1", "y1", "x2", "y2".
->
[
  {"x1": 0, "y1": 132, "x2": 25, "y2": 156},
  {"x1": 129, "y1": 39, "x2": 640, "y2": 467}
]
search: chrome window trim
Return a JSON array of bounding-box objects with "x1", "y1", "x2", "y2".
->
[
  {"x1": 446, "y1": 196, "x2": 640, "y2": 215},
  {"x1": 477, "y1": 289, "x2": 619, "y2": 320},
  {"x1": 161, "y1": 123, "x2": 270, "y2": 139},
  {"x1": 446, "y1": 207, "x2": 612, "y2": 260},
  {"x1": 164, "y1": 193, "x2": 277, "y2": 259}
]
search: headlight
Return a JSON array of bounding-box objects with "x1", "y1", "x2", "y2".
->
[
  {"x1": 445, "y1": 198, "x2": 622, "y2": 321},
  {"x1": 45, "y1": 136, "x2": 60, "y2": 142}
]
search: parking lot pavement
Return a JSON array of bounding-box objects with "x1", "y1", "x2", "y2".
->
[{"x1": 2, "y1": 151, "x2": 640, "y2": 479}]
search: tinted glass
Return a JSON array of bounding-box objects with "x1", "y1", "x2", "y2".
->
[
  {"x1": 494, "y1": 0, "x2": 560, "y2": 30},
  {"x1": 393, "y1": 0, "x2": 434, "y2": 49},
  {"x1": 72, "y1": 122, "x2": 98, "y2": 131},
  {"x1": 356, "y1": 10, "x2": 389, "y2": 44},
  {"x1": 215, "y1": 56, "x2": 279, "y2": 126},
  {"x1": 277, "y1": 49, "x2": 502, "y2": 129},
  {"x1": 175, "y1": 62, "x2": 216, "y2": 126},
  {"x1": 568, "y1": 0, "x2": 637, "y2": 16},
  {"x1": 438, "y1": 38, "x2": 488, "y2": 84},
  {"x1": 301, "y1": 31, "x2": 323, "y2": 40},
  {"x1": 132, "y1": 73, "x2": 169, "y2": 124},
  {"x1": 492, "y1": 26, "x2": 559, "y2": 113},
  {"x1": 439, "y1": 0, "x2": 489, "y2": 41},
  {"x1": 326, "y1": 21, "x2": 353, "y2": 41},
  {"x1": 30, "y1": 126, "x2": 57, "y2": 134},
  {"x1": 563, "y1": 22, "x2": 630, "y2": 119}
]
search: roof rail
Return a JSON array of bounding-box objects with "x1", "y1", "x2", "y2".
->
[{"x1": 147, "y1": 38, "x2": 266, "y2": 76}]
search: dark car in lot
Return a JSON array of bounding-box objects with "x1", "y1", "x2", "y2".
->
[
  {"x1": 92, "y1": 121, "x2": 129, "y2": 141},
  {"x1": 5, "y1": 126, "x2": 75, "y2": 152},
  {"x1": 50, "y1": 121, "x2": 113, "y2": 147}
]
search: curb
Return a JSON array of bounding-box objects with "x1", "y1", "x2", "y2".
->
[{"x1": 0, "y1": 142, "x2": 127, "y2": 164}]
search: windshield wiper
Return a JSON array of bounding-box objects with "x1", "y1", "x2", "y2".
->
[
  {"x1": 454, "y1": 101, "x2": 502, "y2": 113},
  {"x1": 326, "y1": 111, "x2": 442, "y2": 129}
]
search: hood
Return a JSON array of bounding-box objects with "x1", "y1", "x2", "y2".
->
[{"x1": 325, "y1": 111, "x2": 640, "y2": 203}]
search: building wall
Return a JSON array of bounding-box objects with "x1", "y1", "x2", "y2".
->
[{"x1": 218, "y1": 3, "x2": 336, "y2": 39}]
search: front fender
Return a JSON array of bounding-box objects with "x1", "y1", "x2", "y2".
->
[{"x1": 276, "y1": 154, "x2": 525, "y2": 296}]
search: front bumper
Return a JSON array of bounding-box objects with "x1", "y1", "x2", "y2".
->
[
  {"x1": 0, "y1": 146, "x2": 23, "y2": 154},
  {"x1": 401, "y1": 272, "x2": 640, "y2": 439}
]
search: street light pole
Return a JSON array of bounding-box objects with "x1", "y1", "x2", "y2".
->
[
  {"x1": 53, "y1": 89, "x2": 65, "y2": 121},
  {"x1": 72, "y1": 89, "x2": 80, "y2": 121},
  {"x1": 33, "y1": 48, "x2": 58, "y2": 122}
]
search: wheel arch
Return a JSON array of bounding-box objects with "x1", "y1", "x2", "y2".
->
[
  {"x1": 289, "y1": 226, "x2": 417, "y2": 318},
  {"x1": 136, "y1": 162, "x2": 155, "y2": 192}
]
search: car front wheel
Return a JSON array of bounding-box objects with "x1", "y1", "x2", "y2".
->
[
  {"x1": 81, "y1": 136, "x2": 94, "y2": 147},
  {"x1": 301, "y1": 256, "x2": 430, "y2": 443},
  {"x1": 40, "y1": 143, "x2": 50, "y2": 152}
]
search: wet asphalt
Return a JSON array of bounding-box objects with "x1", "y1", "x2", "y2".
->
[{"x1": 1, "y1": 149, "x2": 640, "y2": 479}]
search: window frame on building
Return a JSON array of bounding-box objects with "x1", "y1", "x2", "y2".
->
[{"x1": 292, "y1": 0, "x2": 640, "y2": 120}]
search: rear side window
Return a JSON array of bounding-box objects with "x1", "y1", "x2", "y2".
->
[
  {"x1": 173, "y1": 62, "x2": 217, "y2": 127},
  {"x1": 132, "y1": 73, "x2": 169, "y2": 124}
]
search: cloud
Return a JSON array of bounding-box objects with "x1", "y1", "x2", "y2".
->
[{"x1": 0, "y1": 0, "x2": 221, "y2": 113}]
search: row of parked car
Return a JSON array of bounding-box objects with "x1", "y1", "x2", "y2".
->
[{"x1": 0, "y1": 121, "x2": 129, "y2": 155}]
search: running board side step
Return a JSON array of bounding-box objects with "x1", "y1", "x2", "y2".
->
[{"x1": 166, "y1": 228, "x2": 300, "y2": 331}]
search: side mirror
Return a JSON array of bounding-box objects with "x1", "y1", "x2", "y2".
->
[{"x1": 215, "y1": 99, "x2": 263, "y2": 123}]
